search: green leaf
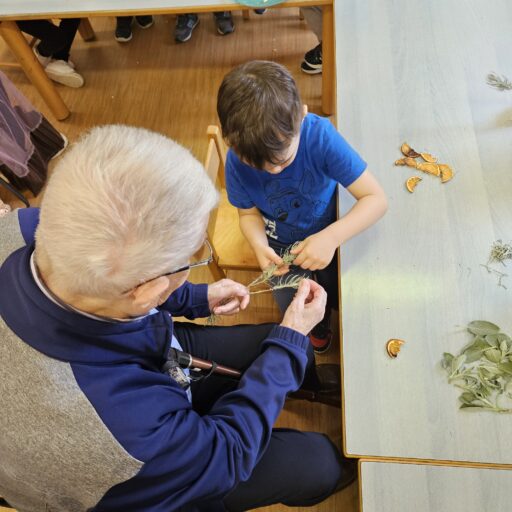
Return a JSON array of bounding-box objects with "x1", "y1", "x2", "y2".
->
[
  {"x1": 451, "y1": 354, "x2": 466, "y2": 374},
  {"x1": 485, "y1": 333, "x2": 509, "y2": 348},
  {"x1": 459, "y1": 392, "x2": 477, "y2": 404},
  {"x1": 485, "y1": 348, "x2": 502, "y2": 364},
  {"x1": 441, "y1": 352, "x2": 454, "y2": 371},
  {"x1": 468, "y1": 321, "x2": 500, "y2": 336},
  {"x1": 498, "y1": 362, "x2": 512, "y2": 376},
  {"x1": 464, "y1": 348, "x2": 485, "y2": 363}
]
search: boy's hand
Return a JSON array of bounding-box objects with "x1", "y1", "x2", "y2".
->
[
  {"x1": 254, "y1": 245, "x2": 289, "y2": 277},
  {"x1": 207, "y1": 279, "x2": 250, "y2": 316},
  {"x1": 280, "y1": 279, "x2": 327, "y2": 336},
  {"x1": 291, "y1": 231, "x2": 338, "y2": 271}
]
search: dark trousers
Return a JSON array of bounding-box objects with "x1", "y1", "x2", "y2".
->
[
  {"x1": 16, "y1": 19, "x2": 80, "y2": 61},
  {"x1": 174, "y1": 322, "x2": 344, "y2": 511}
]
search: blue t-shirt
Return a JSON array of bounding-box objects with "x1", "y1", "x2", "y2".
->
[{"x1": 225, "y1": 113, "x2": 367, "y2": 244}]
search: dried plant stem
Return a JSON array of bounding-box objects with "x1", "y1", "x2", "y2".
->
[
  {"x1": 480, "y1": 264, "x2": 508, "y2": 289},
  {"x1": 249, "y1": 289, "x2": 274, "y2": 295},
  {"x1": 487, "y1": 72, "x2": 512, "y2": 91}
]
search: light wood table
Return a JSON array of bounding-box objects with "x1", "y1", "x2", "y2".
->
[
  {"x1": 336, "y1": 0, "x2": 512, "y2": 466},
  {"x1": 0, "y1": 0, "x2": 334, "y2": 120},
  {"x1": 359, "y1": 460, "x2": 512, "y2": 512}
]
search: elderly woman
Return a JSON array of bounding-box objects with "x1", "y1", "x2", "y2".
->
[{"x1": 0, "y1": 125, "x2": 354, "y2": 512}]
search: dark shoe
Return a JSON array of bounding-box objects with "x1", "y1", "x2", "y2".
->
[
  {"x1": 309, "y1": 322, "x2": 332, "y2": 354},
  {"x1": 288, "y1": 364, "x2": 341, "y2": 407},
  {"x1": 254, "y1": 9, "x2": 266, "y2": 14},
  {"x1": 337, "y1": 457, "x2": 358, "y2": 491},
  {"x1": 136, "y1": 15, "x2": 154, "y2": 29},
  {"x1": 115, "y1": 16, "x2": 133, "y2": 42},
  {"x1": 214, "y1": 11, "x2": 235, "y2": 35},
  {"x1": 301, "y1": 43, "x2": 322, "y2": 74},
  {"x1": 175, "y1": 14, "x2": 199, "y2": 43}
]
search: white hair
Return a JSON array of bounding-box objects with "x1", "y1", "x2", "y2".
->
[{"x1": 36, "y1": 125, "x2": 218, "y2": 297}]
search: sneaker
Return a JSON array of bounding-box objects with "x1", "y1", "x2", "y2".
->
[
  {"x1": 136, "y1": 15, "x2": 154, "y2": 29},
  {"x1": 44, "y1": 60, "x2": 84, "y2": 88},
  {"x1": 33, "y1": 45, "x2": 51, "y2": 67},
  {"x1": 301, "y1": 43, "x2": 322, "y2": 74},
  {"x1": 115, "y1": 16, "x2": 133, "y2": 42},
  {"x1": 214, "y1": 12, "x2": 234, "y2": 36},
  {"x1": 175, "y1": 14, "x2": 199, "y2": 43},
  {"x1": 309, "y1": 322, "x2": 332, "y2": 354}
]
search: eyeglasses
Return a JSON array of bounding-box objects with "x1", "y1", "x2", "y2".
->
[
  {"x1": 123, "y1": 239, "x2": 213, "y2": 294},
  {"x1": 156, "y1": 238, "x2": 213, "y2": 278}
]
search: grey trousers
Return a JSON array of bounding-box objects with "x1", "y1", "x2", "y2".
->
[{"x1": 301, "y1": 6, "x2": 323, "y2": 42}]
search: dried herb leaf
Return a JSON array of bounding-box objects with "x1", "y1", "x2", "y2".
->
[
  {"x1": 441, "y1": 352, "x2": 454, "y2": 370},
  {"x1": 442, "y1": 321, "x2": 512, "y2": 414},
  {"x1": 484, "y1": 348, "x2": 502, "y2": 364},
  {"x1": 467, "y1": 321, "x2": 500, "y2": 336},
  {"x1": 498, "y1": 362, "x2": 512, "y2": 376}
]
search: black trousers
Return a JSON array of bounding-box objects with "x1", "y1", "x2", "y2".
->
[
  {"x1": 174, "y1": 322, "x2": 344, "y2": 511},
  {"x1": 16, "y1": 19, "x2": 80, "y2": 61}
]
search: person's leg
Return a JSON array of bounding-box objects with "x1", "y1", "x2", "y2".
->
[
  {"x1": 300, "y1": 7, "x2": 323, "y2": 75},
  {"x1": 16, "y1": 20, "x2": 65, "y2": 57},
  {"x1": 213, "y1": 11, "x2": 234, "y2": 36},
  {"x1": 173, "y1": 322, "x2": 318, "y2": 415},
  {"x1": 51, "y1": 18, "x2": 80, "y2": 61},
  {"x1": 301, "y1": 6, "x2": 323, "y2": 42},
  {"x1": 223, "y1": 428, "x2": 356, "y2": 511}
]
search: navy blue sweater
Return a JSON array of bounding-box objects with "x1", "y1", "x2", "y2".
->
[{"x1": 0, "y1": 208, "x2": 310, "y2": 511}]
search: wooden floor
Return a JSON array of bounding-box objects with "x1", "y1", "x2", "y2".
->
[{"x1": 0, "y1": 10, "x2": 358, "y2": 512}]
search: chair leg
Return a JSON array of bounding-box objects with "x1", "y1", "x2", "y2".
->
[
  {"x1": 209, "y1": 261, "x2": 227, "y2": 282},
  {"x1": 78, "y1": 18, "x2": 96, "y2": 42},
  {"x1": 242, "y1": 10, "x2": 250, "y2": 20},
  {"x1": 299, "y1": 9, "x2": 305, "y2": 21},
  {"x1": 0, "y1": 20, "x2": 69, "y2": 120}
]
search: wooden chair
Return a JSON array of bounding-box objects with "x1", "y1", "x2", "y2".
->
[{"x1": 203, "y1": 126, "x2": 260, "y2": 281}]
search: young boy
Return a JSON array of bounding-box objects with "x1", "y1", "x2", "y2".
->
[{"x1": 217, "y1": 61, "x2": 388, "y2": 353}]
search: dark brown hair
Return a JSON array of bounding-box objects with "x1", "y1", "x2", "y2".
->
[{"x1": 217, "y1": 60, "x2": 302, "y2": 169}]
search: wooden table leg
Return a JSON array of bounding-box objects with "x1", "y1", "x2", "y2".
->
[
  {"x1": 78, "y1": 18, "x2": 96, "y2": 42},
  {"x1": 0, "y1": 20, "x2": 70, "y2": 120},
  {"x1": 322, "y1": 3, "x2": 335, "y2": 116}
]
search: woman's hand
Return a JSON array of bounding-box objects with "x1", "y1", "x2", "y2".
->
[{"x1": 207, "y1": 279, "x2": 250, "y2": 316}]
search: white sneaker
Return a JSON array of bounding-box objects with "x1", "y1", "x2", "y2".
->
[
  {"x1": 45, "y1": 60, "x2": 84, "y2": 88},
  {"x1": 33, "y1": 45, "x2": 51, "y2": 67}
]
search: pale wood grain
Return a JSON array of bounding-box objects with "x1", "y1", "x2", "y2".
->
[
  {"x1": 360, "y1": 461, "x2": 512, "y2": 512},
  {"x1": 337, "y1": 0, "x2": 512, "y2": 465}
]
